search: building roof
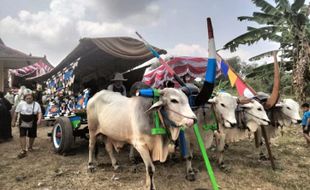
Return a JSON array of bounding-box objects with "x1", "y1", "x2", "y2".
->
[{"x1": 0, "y1": 38, "x2": 53, "y2": 67}]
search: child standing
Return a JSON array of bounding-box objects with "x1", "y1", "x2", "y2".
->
[{"x1": 301, "y1": 103, "x2": 310, "y2": 147}]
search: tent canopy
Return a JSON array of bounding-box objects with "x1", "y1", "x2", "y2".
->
[{"x1": 29, "y1": 37, "x2": 166, "y2": 83}]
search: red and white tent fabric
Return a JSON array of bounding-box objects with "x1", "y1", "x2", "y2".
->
[
  {"x1": 9, "y1": 60, "x2": 53, "y2": 78},
  {"x1": 142, "y1": 56, "x2": 221, "y2": 88}
]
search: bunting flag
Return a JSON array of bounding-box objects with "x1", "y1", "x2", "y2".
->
[
  {"x1": 227, "y1": 69, "x2": 237, "y2": 87},
  {"x1": 219, "y1": 55, "x2": 255, "y2": 98}
]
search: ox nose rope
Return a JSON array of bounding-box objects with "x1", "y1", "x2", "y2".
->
[
  {"x1": 244, "y1": 111, "x2": 270, "y2": 124},
  {"x1": 165, "y1": 107, "x2": 196, "y2": 121}
]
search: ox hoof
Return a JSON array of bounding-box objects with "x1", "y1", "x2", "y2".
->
[
  {"x1": 113, "y1": 165, "x2": 120, "y2": 170},
  {"x1": 267, "y1": 156, "x2": 276, "y2": 161},
  {"x1": 88, "y1": 164, "x2": 96, "y2": 173},
  {"x1": 218, "y1": 163, "x2": 230, "y2": 172},
  {"x1": 129, "y1": 158, "x2": 136, "y2": 165},
  {"x1": 224, "y1": 144, "x2": 229, "y2": 150},
  {"x1": 185, "y1": 171, "x2": 196, "y2": 181},
  {"x1": 130, "y1": 157, "x2": 139, "y2": 165},
  {"x1": 113, "y1": 163, "x2": 121, "y2": 171},
  {"x1": 259, "y1": 154, "x2": 268, "y2": 161},
  {"x1": 148, "y1": 185, "x2": 156, "y2": 190}
]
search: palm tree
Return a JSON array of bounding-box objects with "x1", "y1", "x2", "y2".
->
[{"x1": 223, "y1": 0, "x2": 310, "y2": 101}]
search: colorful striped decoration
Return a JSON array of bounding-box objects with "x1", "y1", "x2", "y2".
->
[{"x1": 219, "y1": 55, "x2": 255, "y2": 98}]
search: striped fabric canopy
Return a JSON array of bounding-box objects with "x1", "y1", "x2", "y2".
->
[
  {"x1": 142, "y1": 56, "x2": 221, "y2": 88},
  {"x1": 9, "y1": 60, "x2": 53, "y2": 78}
]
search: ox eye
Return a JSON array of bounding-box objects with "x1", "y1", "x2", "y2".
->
[
  {"x1": 257, "y1": 108, "x2": 262, "y2": 111},
  {"x1": 287, "y1": 106, "x2": 291, "y2": 110},
  {"x1": 220, "y1": 103, "x2": 225, "y2": 108},
  {"x1": 171, "y1": 99, "x2": 179, "y2": 104}
]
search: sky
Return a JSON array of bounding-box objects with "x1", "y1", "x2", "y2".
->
[{"x1": 0, "y1": 0, "x2": 284, "y2": 66}]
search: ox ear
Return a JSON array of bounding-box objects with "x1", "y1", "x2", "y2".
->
[
  {"x1": 208, "y1": 97, "x2": 216, "y2": 104},
  {"x1": 240, "y1": 103, "x2": 253, "y2": 109},
  {"x1": 146, "y1": 100, "x2": 163, "y2": 113},
  {"x1": 275, "y1": 102, "x2": 283, "y2": 107}
]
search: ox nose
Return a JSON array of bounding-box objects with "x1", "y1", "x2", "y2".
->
[
  {"x1": 263, "y1": 119, "x2": 271, "y2": 125},
  {"x1": 297, "y1": 119, "x2": 302, "y2": 124},
  {"x1": 186, "y1": 119, "x2": 195, "y2": 127},
  {"x1": 228, "y1": 119, "x2": 237, "y2": 126},
  {"x1": 231, "y1": 123, "x2": 237, "y2": 127}
]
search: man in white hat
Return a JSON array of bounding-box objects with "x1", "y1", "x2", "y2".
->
[{"x1": 107, "y1": 73, "x2": 127, "y2": 96}]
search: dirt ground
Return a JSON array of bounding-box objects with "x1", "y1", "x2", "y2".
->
[{"x1": 0, "y1": 124, "x2": 309, "y2": 190}]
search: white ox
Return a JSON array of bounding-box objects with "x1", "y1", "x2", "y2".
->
[
  {"x1": 184, "y1": 92, "x2": 237, "y2": 180},
  {"x1": 255, "y1": 98, "x2": 301, "y2": 159},
  {"x1": 184, "y1": 93, "x2": 270, "y2": 180},
  {"x1": 87, "y1": 88, "x2": 196, "y2": 190}
]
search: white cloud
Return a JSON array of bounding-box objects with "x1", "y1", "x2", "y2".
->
[
  {"x1": 169, "y1": 43, "x2": 208, "y2": 57},
  {"x1": 89, "y1": 0, "x2": 160, "y2": 25},
  {"x1": 0, "y1": 0, "x2": 160, "y2": 65},
  {"x1": 77, "y1": 21, "x2": 134, "y2": 37}
]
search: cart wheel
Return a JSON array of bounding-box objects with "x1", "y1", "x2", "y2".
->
[{"x1": 52, "y1": 117, "x2": 74, "y2": 154}]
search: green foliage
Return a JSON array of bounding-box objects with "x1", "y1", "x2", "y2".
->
[
  {"x1": 224, "y1": 0, "x2": 310, "y2": 56},
  {"x1": 223, "y1": 0, "x2": 310, "y2": 100}
]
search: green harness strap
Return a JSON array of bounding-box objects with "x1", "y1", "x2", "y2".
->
[
  {"x1": 202, "y1": 108, "x2": 218, "y2": 132},
  {"x1": 151, "y1": 89, "x2": 167, "y2": 135}
]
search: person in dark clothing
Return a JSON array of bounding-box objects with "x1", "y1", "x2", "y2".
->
[
  {"x1": 107, "y1": 73, "x2": 127, "y2": 96},
  {"x1": 0, "y1": 91, "x2": 13, "y2": 142}
]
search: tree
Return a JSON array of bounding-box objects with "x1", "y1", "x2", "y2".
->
[{"x1": 223, "y1": 0, "x2": 310, "y2": 101}]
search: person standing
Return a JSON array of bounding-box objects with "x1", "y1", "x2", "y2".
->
[
  {"x1": 107, "y1": 73, "x2": 127, "y2": 96},
  {"x1": 11, "y1": 89, "x2": 42, "y2": 158},
  {"x1": 0, "y1": 91, "x2": 13, "y2": 142},
  {"x1": 301, "y1": 103, "x2": 310, "y2": 147},
  {"x1": 4, "y1": 90, "x2": 14, "y2": 105}
]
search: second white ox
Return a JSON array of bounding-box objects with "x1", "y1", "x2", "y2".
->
[
  {"x1": 185, "y1": 92, "x2": 270, "y2": 180},
  {"x1": 87, "y1": 88, "x2": 196, "y2": 190}
]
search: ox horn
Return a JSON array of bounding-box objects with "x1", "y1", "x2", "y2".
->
[
  {"x1": 238, "y1": 96, "x2": 252, "y2": 104},
  {"x1": 265, "y1": 51, "x2": 280, "y2": 109}
]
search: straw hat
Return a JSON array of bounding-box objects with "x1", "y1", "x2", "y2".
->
[{"x1": 111, "y1": 73, "x2": 127, "y2": 81}]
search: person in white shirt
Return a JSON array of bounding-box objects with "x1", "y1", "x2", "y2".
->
[{"x1": 11, "y1": 89, "x2": 42, "y2": 159}]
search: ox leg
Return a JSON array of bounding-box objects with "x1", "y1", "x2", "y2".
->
[
  {"x1": 258, "y1": 140, "x2": 268, "y2": 161},
  {"x1": 255, "y1": 128, "x2": 267, "y2": 161},
  {"x1": 88, "y1": 133, "x2": 97, "y2": 172},
  {"x1": 105, "y1": 139, "x2": 120, "y2": 170},
  {"x1": 134, "y1": 144, "x2": 156, "y2": 190},
  {"x1": 185, "y1": 141, "x2": 196, "y2": 181},
  {"x1": 215, "y1": 131, "x2": 226, "y2": 170},
  {"x1": 129, "y1": 145, "x2": 139, "y2": 164}
]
